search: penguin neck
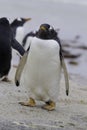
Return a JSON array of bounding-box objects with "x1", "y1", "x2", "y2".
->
[{"x1": 36, "y1": 32, "x2": 50, "y2": 40}]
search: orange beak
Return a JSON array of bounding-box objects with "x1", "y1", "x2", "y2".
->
[
  {"x1": 40, "y1": 26, "x2": 46, "y2": 31},
  {"x1": 24, "y1": 18, "x2": 31, "y2": 22}
]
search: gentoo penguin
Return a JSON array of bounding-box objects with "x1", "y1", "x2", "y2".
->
[
  {"x1": 11, "y1": 18, "x2": 31, "y2": 67},
  {"x1": 11, "y1": 17, "x2": 31, "y2": 43},
  {"x1": 15, "y1": 23, "x2": 69, "y2": 111},
  {"x1": 0, "y1": 17, "x2": 25, "y2": 82}
]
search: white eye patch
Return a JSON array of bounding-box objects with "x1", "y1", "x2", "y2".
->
[
  {"x1": 17, "y1": 18, "x2": 22, "y2": 21},
  {"x1": 49, "y1": 25, "x2": 53, "y2": 30},
  {"x1": 7, "y1": 18, "x2": 10, "y2": 21}
]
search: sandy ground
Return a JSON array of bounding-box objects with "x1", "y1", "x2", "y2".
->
[{"x1": 0, "y1": 66, "x2": 86, "y2": 130}]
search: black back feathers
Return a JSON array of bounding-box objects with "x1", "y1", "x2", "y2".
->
[
  {"x1": 0, "y1": 17, "x2": 25, "y2": 78},
  {"x1": 0, "y1": 17, "x2": 12, "y2": 77}
]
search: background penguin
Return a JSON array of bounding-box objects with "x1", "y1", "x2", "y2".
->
[
  {"x1": 0, "y1": 17, "x2": 25, "y2": 82},
  {"x1": 10, "y1": 17, "x2": 31, "y2": 67},
  {"x1": 11, "y1": 17, "x2": 31, "y2": 43},
  {"x1": 15, "y1": 23, "x2": 69, "y2": 111}
]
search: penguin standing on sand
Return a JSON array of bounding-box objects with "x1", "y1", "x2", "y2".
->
[
  {"x1": 11, "y1": 18, "x2": 31, "y2": 67},
  {"x1": 15, "y1": 23, "x2": 69, "y2": 111},
  {"x1": 0, "y1": 17, "x2": 25, "y2": 82}
]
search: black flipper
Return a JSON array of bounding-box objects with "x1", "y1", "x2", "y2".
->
[
  {"x1": 11, "y1": 38, "x2": 25, "y2": 56},
  {"x1": 15, "y1": 47, "x2": 30, "y2": 86}
]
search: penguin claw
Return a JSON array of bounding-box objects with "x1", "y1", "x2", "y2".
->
[
  {"x1": 42, "y1": 101, "x2": 56, "y2": 111},
  {"x1": 42, "y1": 104, "x2": 55, "y2": 111},
  {"x1": 2, "y1": 77, "x2": 12, "y2": 83},
  {"x1": 19, "y1": 98, "x2": 36, "y2": 107}
]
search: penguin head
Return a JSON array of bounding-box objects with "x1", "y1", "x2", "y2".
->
[
  {"x1": 37, "y1": 23, "x2": 58, "y2": 40},
  {"x1": 0, "y1": 17, "x2": 10, "y2": 26},
  {"x1": 11, "y1": 17, "x2": 31, "y2": 27},
  {"x1": 40, "y1": 24, "x2": 50, "y2": 31}
]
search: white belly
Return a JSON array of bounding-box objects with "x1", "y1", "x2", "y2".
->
[
  {"x1": 21, "y1": 37, "x2": 61, "y2": 102},
  {"x1": 12, "y1": 27, "x2": 24, "y2": 66},
  {"x1": 16, "y1": 27, "x2": 24, "y2": 44}
]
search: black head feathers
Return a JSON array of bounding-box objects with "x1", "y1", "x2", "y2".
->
[
  {"x1": 11, "y1": 18, "x2": 31, "y2": 27},
  {"x1": 37, "y1": 23, "x2": 58, "y2": 40},
  {"x1": 0, "y1": 17, "x2": 10, "y2": 26}
]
